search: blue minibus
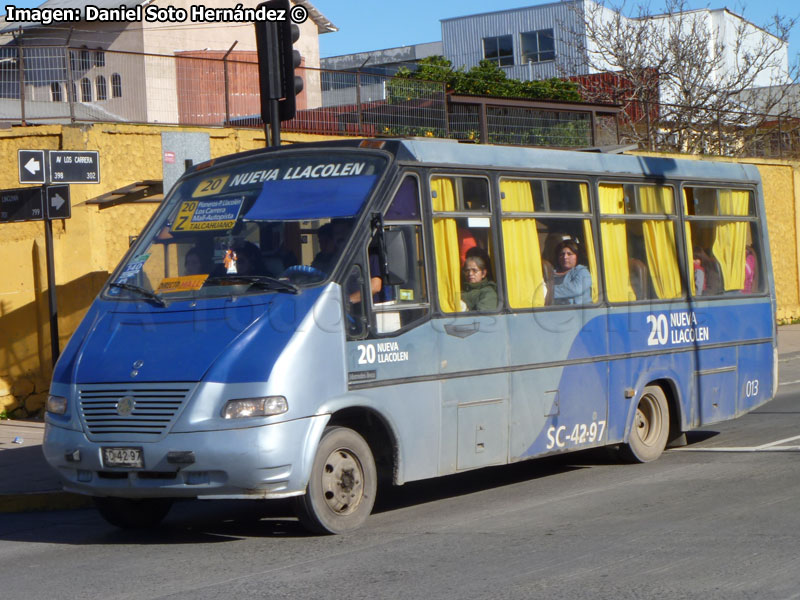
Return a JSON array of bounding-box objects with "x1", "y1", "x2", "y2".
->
[{"x1": 43, "y1": 139, "x2": 776, "y2": 533}]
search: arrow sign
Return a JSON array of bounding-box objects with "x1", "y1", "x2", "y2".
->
[
  {"x1": 18, "y1": 150, "x2": 46, "y2": 184},
  {"x1": 45, "y1": 185, "x2": 71, "y2": 220},
  {"x1": 25, "y1": 157, "x2": 41, "y2": 176},
  {"x1": 51, "y1": 192, "x2": 65, "y2": 211}
]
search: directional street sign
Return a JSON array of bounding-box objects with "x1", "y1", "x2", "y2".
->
[
  {"x1": 0, "y1": 187, "x2": 44, "y2": 223},
  {"x1": 46, "y1": 185, "x2": 71, "y2": 220},
  {"x1": 49, "y1": 150, "x2": 100, "y2": 184},
  {"x1": 18, "y1": 150, "x2": 46, "y2": 184}
]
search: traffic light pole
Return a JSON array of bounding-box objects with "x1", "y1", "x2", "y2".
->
[
  {"x1": 255, "y1": 0, "x2": 303, "y2": 148},
  {"x1": 269, "y1": 97, "x2": 281, "y2": 147}
]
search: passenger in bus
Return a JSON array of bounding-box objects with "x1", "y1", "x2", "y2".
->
[
  {"x1": 460, "y1": 249, "x2": 497, "y2": 311},
  {"x1": 552, "y1": 239, "x2": 592, "y2": 305},
  {"x1": 743, "y1": 245, "x2": 757, "y2": 293},
  {"x1": 261, "y1": 223, "x2": 298, "y2": 275},
  {"x1": 184, "y1": 247, "x2": 211, "y2": 276},
  {"x1": 230, "y1": 241, "x2": 267, "y2": 276},
  {"x1": 695, "y1": 246, "x2": 722, "y2": 294},
  {"x1": 347, "y1": 246, "x2": 392, "y2": 306},
  {"x1": 693, "y1": 247, "x2": 706, "y2": 294},
  {"x1": 458, "y1": 228, "x2": 478, "y2": 263},
  {"x1": 311, "y1": 223, "x2": 338, "y2": 273}
]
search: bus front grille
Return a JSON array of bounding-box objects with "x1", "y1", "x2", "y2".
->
[{"x1": 78, "y1": 383, "x2": 194, "y2": 440}]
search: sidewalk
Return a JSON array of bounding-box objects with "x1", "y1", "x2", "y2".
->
[
  {"x1": 0, "y1": 419, "x2": 91, "y2": 513},
  {"x1": 2, "y1": 323, "x2": 800, "y2": 515}
]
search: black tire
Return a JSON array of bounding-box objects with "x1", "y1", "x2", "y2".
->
[
  {"x1": 293, "y1": 426, "x2": 377, "y2": 535},
  {"x1": 620, "y1": 385, "x2": 670, "y2": 463},
  {"x1": 93, "y1": 497, "x2": 174, "y2": 530}
]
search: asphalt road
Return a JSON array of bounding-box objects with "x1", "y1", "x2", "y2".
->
[{"x1": 2, "y1": 358, "x2": 800, "y2": 600}]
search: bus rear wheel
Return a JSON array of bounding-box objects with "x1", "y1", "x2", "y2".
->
[
  {"x1": 621, "y1": 385, "x2": 670, "y2": 463},
  {"x1": 93, "y1": 497, "x2": 174, "y2": 529},
  {"x1": 293, "y1": 426, "x2": 377, "y2": 535}
]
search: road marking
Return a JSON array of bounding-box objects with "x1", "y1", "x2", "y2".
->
[
  {"x1": 676, "y1": 446, "x2": 800, "y2": 453},
  {"x1": 756, "y1": 434, "x2": 800, "y2": 448},
  {"x1": 675, "y1": 434, "x2": 800, "y2": 453},
  {"x1": 778, "y1": 379, "x2": 800, "y2": 387}
]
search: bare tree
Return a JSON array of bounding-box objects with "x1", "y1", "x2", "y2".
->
[{"x1": 562, "y1": 0, "x2": 799, "y2": 155}]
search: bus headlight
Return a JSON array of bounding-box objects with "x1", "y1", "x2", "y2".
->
[
  {"x1": 46, "y1": 395, "x2": 68, "y2": 415},
  {"x1": 222, "y1": 396, "x2": 288, "y2": 419}
]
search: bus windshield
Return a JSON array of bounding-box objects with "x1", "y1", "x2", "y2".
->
[{"x1": 106, "y1": 151, "x2": 388, "y2": 302}]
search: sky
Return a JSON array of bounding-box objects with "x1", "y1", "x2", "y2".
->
[
  {"x1": 312, "y1": 0, "x2": 800, "y2": 64},
  {"x1": 4, "y1": 0, "x2": 800, "y2": 65}
]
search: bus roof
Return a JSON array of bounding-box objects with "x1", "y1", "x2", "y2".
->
[
  {"x1": 201, "y1": 138, "x2": 761, "y2": 186},
  {"x1": 395, "y1": 139, "x2": 762, "y2": 184}
]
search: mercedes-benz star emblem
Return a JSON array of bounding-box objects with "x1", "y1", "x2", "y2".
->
[{"x1": 117, "y1": 396, "x2": 135, "y2": 416}]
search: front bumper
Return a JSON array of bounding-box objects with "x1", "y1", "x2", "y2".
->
[{"x1": 42, "y1": 415, "x2": 328, "y2": 499}]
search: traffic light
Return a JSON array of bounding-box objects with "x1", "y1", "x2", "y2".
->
[{"x1": 254, "y1": 0, "x2": 303, "y2": 123}]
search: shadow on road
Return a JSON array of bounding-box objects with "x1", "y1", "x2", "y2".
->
[{"x1": 0, "y1": 435, "x2": 725, "y2": 545}]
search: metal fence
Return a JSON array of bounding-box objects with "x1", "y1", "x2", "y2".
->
[
  {"x1": 613, "y1": 99, "x2": 800, "y2": 160},
  {"x1": 3, "y1": 44, "x2": 798, "y2": 158}
]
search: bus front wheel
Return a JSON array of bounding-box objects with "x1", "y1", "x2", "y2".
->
[
  {"x1": 621, "y1": 385, "x2": 670, "y2": 463},
  {"x1": 293, "y1": 426, "x2": 377, "y2": 535}
]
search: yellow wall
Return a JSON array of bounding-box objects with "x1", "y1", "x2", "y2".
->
[
  {"x1": 0, "y1": 123, "x2": 337, "y2": 415},
  {"x1": 1, "y1": 129, "x2": 799, "y2": 415}
]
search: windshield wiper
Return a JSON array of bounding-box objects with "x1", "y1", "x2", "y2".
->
[
  {"x1": 204, "y1": 275, "x2": 300, "y2": 295},
  {"x1": 109, "y1": 282, "x2": 168, "y2": 307}
]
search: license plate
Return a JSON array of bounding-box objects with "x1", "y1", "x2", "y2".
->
[{"x1": 102, "y1": 447, "x2": 144, "y2": 468}]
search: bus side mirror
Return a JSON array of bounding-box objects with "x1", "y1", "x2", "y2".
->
[{"x1": 383, "y1": 229, "x2": 408, "y2": 286}]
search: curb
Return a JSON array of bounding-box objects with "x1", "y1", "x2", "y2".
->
[{"x1": 0, "y1": 491, "x2": 93, "y2": 514}]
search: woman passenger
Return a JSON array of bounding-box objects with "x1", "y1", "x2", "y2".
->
[
  {"x1": 461, "y1": 250, "x2": 497, "y2": 311},
  {"x1": 552, "y1": 239, "x2": 592, "y2": 305}
]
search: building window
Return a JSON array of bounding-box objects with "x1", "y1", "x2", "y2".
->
[
  {"x1": 80, "y1": 49, "x2": 91, "y2": 70},
  {"x1": 96, "y1": 75, "x2": 107, "y2": 101},
  {"x1": 50, "y1": 82, "x2": 62, "y2": 102},
  {"x1": 521, "y1": 29, "x2": 555, "y2": 63},
  {"x1": 482, "y1": 35, "x2": 513, "y2": 66},
  {"x1": 71, "y1": 82, "x2": 77, "y2": 102},
  {"x1": 94, "y1": 49, "x2": 105, "y2": 67},
  {"x1": 111, "y1": 73, "x2": 122, "y2": 98},
  {"x1": 81, "y1": 77, "x2": 92, "y2": 102}
]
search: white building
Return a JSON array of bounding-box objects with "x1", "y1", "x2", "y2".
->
[{"x1": 1, "y1": 0, "x2": 336, "y2": 123}]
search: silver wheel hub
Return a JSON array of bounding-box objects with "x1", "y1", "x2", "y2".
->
[{"x1": 321, "y1": 448, "x2": 364, "y2": 515}]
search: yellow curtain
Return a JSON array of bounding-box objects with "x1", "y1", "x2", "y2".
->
[
  {"x1": 431, "y1": 177, "x2": 462, "y2": 312},
  {"x1": 599, "y1": 184, "x2": 633, "y2": 302},
  {"x1": 501, "y1": 180, "x2": 544, "y2": 308},
  {"x1": 579, "y1": 184, "x2": 599, "y2": 303},
  {"x1": 713, "y1": 189, "x2": 749, "y2": 291},
  {"x1": 640, "y1": 186, "x2": 681, "y2": 298},
  {"x1": 682, "y1": 190, "x2": 696, "y2": 295}
]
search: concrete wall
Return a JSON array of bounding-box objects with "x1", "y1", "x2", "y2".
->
[{"x1": 0, "y1": 123, "x2": 338, "y2": 416}]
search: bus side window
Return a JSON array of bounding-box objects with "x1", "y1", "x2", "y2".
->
[
  {"x1": 600, "y1": 183, "x2": 682, "y2": 302},
  {"x1": 344, "y1": 264, "x2": 368, "y2": 340},
  {"x1": 369, "y1": 175, "x2": 430, "y2": 336},
  {"x1": 684, "y1": 187, "x2": 756, "y2": 296},
  {"x1": 431, "y1": 175, "x2": 497, "y2": 313}
]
